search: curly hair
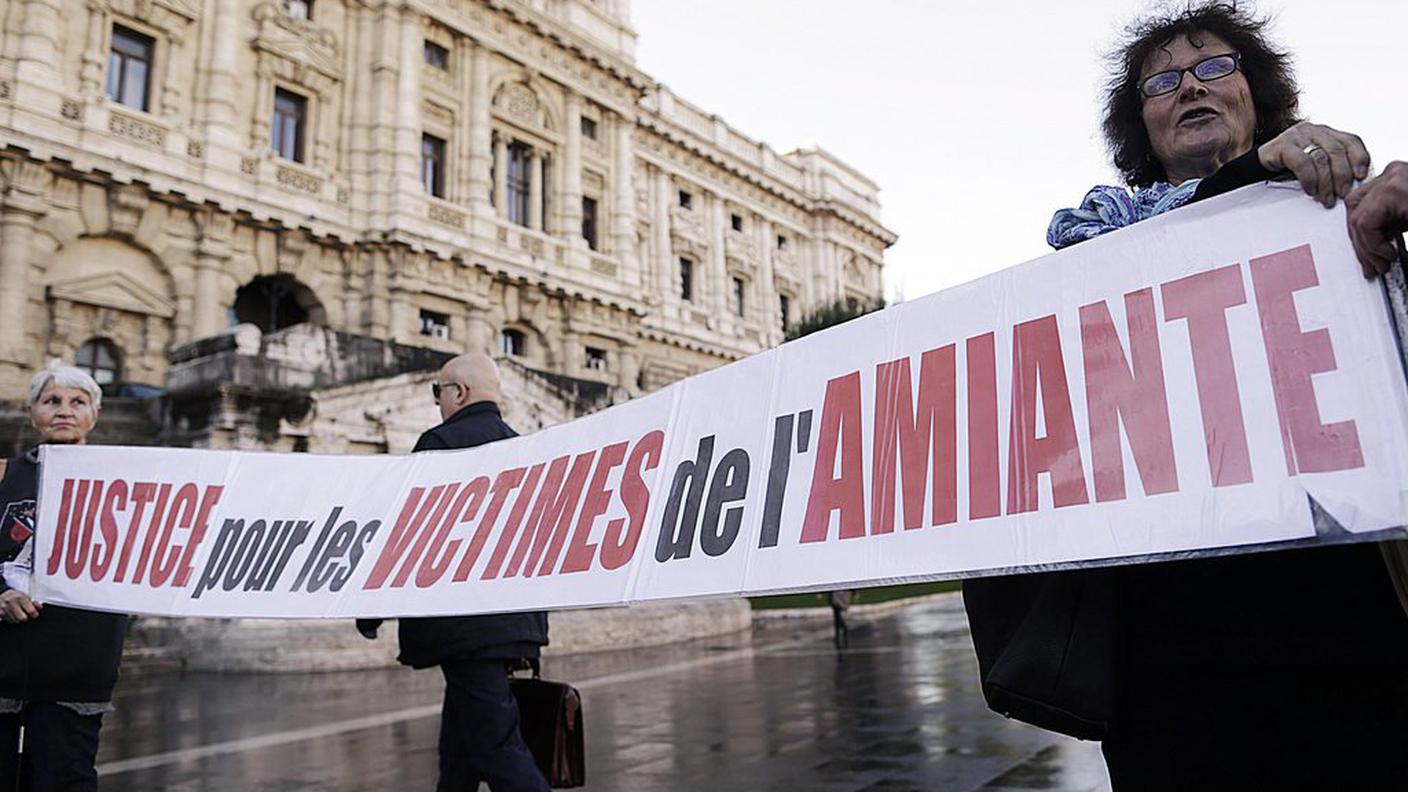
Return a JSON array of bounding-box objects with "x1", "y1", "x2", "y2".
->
[{"x1": 1103, "y1": 2, "x2": 1301, "y2": 187}]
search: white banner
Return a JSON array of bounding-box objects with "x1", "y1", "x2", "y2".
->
[{"x1": 13, "y1": 184, "x2": 1408, "y2": 618}]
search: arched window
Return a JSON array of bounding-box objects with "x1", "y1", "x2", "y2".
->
[
  {"x1": 501, "y1": 328, "x2": 526, "y2": 358},
  {"x1": 233, "y1": 274, "x2": 324, "y2": 333},
  {"x1": 75, "y1": 338, "x2": 122, "y2": 392}
]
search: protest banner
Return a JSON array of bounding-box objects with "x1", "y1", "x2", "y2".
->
[{"x1": 9, "y1": 183, "x2": 1408, "y2": 619}]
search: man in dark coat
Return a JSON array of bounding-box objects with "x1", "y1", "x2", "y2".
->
[{"x1": 358, "y1": 352, "x2": 550, "y2": 792}]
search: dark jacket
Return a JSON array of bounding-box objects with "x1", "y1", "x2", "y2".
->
[
  {"x1": 964, "y1": 151, "x2": 1408, "y2": 739},
  {"x1": 359, "y1": 401, "x2": 550, "y2": 669},
  {"x1": 0, "y1": 449, "x2": 129, "y2": 702}
]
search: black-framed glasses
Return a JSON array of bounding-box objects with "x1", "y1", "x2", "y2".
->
[
  {"x1": 1140, "y1": 53, "x2": 1241, "y2": 98},
  {"x1": 431, "y1": 382, "x2": 462, "y2": 405}
]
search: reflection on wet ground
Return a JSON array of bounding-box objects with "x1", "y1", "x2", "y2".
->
[{"x1": 96, "y1": 594, "x2": 1109, "y2": 791}]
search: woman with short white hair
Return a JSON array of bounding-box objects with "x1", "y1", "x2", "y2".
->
[{"x1": 0, "y1": 361, "x2": 129, "y2": 791}]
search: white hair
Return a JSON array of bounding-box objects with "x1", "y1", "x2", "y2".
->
[{"x1": 30, "y1": 360, "x2": 103, "y2": 408}]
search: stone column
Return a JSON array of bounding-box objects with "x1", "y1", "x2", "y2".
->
[
  {"x1": 193, "y1": 215, "x2": 234, "y2": 341},
  {"x1": 251, "y1": 64, "x2": 274, "y2": 152},
  {"x1": 15, "y1": 0, "x2": 62, "y2": 102},
  {"x1": 528, "y1": 149, "x2": 543, "y2": 231},
  {"x1": 0, "y1": 170, "x2": 47, "y2": 365},
  {"x1": 611, "y1": 115, "x2": 638, "y2": 279},
  {"x1": 466, "y1": 315, "x2": 494, "y2": 356},
  {"x1": 653, "y1": 168, "x2": 673, "y2": 301},
  {"x1": 617, "y1": 348, "x2": 640, "y2": 395},
  {"x1": 708, "y1": 193, "x2": 728, "y2": 317},
  {"x1": 493, "y1": 134, "x2": 508, "y2": 218},
  {"x1": 394, "y1": 8, "x2": 424, "y2": 210},
  {"x1": 561, "y1": 93, "x2": 584, "y2": 246},
  {"x1": 467, "y1": 44, "x2": 493, "y2": 214},
  {"x1": 757, "y1": 217, "x2": 779, "y2": 340},
  {"x1": 78, "y1": 1, "x2": 106, "y2": 96},
  {"x1": 201, "y1": 0, "x2": 242, "y2": 164}
]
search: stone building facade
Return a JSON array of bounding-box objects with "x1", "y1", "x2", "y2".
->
[{"x1": 0, "y1": 0, "x2": 894, "y2": 444}]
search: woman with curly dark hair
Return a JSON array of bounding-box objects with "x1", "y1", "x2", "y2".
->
[{"x1": 965, "y1": 3, "x2": 1408, "y2": 789}]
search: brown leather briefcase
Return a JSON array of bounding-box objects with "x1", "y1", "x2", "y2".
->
[{"x1": 511, "y1": 660, "x2": 585, "y2": 788}]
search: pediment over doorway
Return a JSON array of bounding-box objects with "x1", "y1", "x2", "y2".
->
[{"x1": 47, "y1": 271, "x2": 177, "y2": 318}]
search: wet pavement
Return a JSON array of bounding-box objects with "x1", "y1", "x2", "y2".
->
[{"x1": 95, "y1": 594, "x2": 1110, "y2": 791}]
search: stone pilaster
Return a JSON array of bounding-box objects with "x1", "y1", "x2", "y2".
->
[
  {"x1": 467, "y1": 44, "x2": 493, "y2": 215},
  {"x1": 561, "y1": 93, "x2": 584, "y2": 246},
  {"x1": 611, "y1": 115, "x2": 638, "y2": 281}
]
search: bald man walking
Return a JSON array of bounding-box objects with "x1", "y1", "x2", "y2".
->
[{"x1": 358, "y1": 353, "x2": 550, "y2": 791}]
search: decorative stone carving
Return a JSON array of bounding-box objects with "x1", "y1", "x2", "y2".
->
[
  {"x1": 109, "y1": 110, "x2": 166, "y2": 147},
  {"x1": 497, "y1": 82, "x2": 540, "y2": 127},
  {"x1": 60, "y1": 99, "x2": 83, "y2": 121},
  {"x1": 427, "y1": 203, "x2": 465, "y2": 229},
  {"x1": 250, "y1": 2, "x2": 341, "y2": 83},
  {"x1": 276, "y1": 164, "x2": 322, "y2": 194}
]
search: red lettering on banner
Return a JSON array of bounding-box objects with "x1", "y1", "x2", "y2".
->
[
  {"x1": 149, "y1": 483, "x2": 198, "y2": 587},
  {"x1": 363, "y1": 485, "x2": 439, "y2": 589},
  {"x1": 173, "y1": 486, "x2": 223, "y2": 587},
  {"x1": 871, "y1": 346, "x2": 957, "y2": 534},
  {"x1": 417, "y1": 476, "x2": 489, "y2": 588},
  {"x1": 113, "y1": 482, "x2": 155, "y2": 583},
  {"x1": 65, "y1": 480, "x2": 100, "y2": 580},
  {"x1": 1079, "y1": 290, "x2": 1179, "y2": 502},
  {"x1": 47, "y1": 479, "x2": 75, "y2": 576},
  {"x1": 130, "y1": 483, "x2": 172, "y2": 585},
  {"x1": 508, "y1": 451, "x2": 595, "y2": 577},
  {"x1": 1007, "y1": 315, "x2": 1090, "y2": 514},
  {"x1": 1250, "y1": 245, "x2": 1364, "y2": 474},
  {"x1": 1162, "y1": 264, "x2": 1253, "y2": 486},
  {"x1": 482, "y1": 463, "x2": 546, "y2": 579},
  {"x1": 967, "y1": 334, "x2": 1002, "y2": 520},
  {"x1": 392, "y1": 484, "x2": 459, "y2": 588},
  {"x1": 94, "y1": 480, "x2": 127, "y2": 580},
  {"x1": 602, "y1": 430, "x2": 664, "y2": 570},
  {"x1": 453, "y1": 467, "x2": 527, "y2": 582},
  {"x1": 562, "y1": 442, "x2": 628, "y2": 574},
  {"x1": 801, "y1": 372, "x2": 867, "y2": 543}
]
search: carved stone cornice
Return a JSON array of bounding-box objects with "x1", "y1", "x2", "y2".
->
[{"x1": 103, "y1": 0, "x2": 200, "y2": 43}]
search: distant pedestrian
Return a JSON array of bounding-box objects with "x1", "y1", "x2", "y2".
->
[
  {"x1": 1, "y1": 363, "x2": 129, "y2": 792},
  {"x1": 356, "y1": 352, "x2": 550, "y2": 792},
  {"x1": 829, "y1": 590, "x2": 852, "y2": 649}
]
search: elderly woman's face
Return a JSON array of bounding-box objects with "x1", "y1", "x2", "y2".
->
[
  {"x1": 30, "y1": 384, "x2": 99, "y2": 444},
  {"x1": 1140, "y1": 32, "x2": 1256, "y2": 184}
]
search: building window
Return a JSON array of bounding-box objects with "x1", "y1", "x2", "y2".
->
[
  {"x1": 501, "y1": 329, "x2": 525, "y2": 357},
  {"x1": 419, "y1": 310, "x2": 451, "y2": 340},
  {"x1": 421, "y1": 134, "x2": 446, "y2": 197},
  {"x1": 732, "y1": 277, "x2": 746, "y2": 317},
  {"x1": 75, "y1": 338, "x2": 122, "y2": 391},
  {"x1": 507, "y1": 141, "x2": 531, "y2": 227},
  {"x1": 585, "y1": 346, "x2": 608, "y2": 371},
  {"x1": 423, "y1": 40, "x2": 449, "y2": 70},
  {"x1": 272, "y1": 88, "x2": 307, "y2": 162},
  {"x1": 581, "y1": 196, "x2": 599, "y2": 250},
  {"x1": 777, "y1": 234, "x2": 788, "y2": 251},
  {"x1": 679, "y1": 258, "x2": 694, "y2": 302},
  {"x1": 106, "y1": 25, "x2": 154, "y2": 111},
  {"x1": 731, "y1": 213, "x2": 744, "y2": 232},
  {"x1": 283, "y1": 0, "x2": 312, "y2": 20},
  {"x1": 580, "y1": 117, "x2": 598, "y2": 140},
  {"x1": 780, "y1": 294, "x2": 791, "y2": 329},
  {"x1": 678, "y1": 190, "x2": 693, "y2": 210}
]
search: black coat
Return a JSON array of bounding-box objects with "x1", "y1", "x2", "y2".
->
[
  {"x1": 963, "y1": 151, "x2": 1408, "y2": 739},
  {"x1": 0, "y1": 449, "x2": 128, "y2": 702},
  {"x1": 361, "y1": 401, "x2": 549, "y2": 669}
]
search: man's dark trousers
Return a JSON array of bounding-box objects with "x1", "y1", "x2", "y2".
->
[
  {"x1": 0, "y1": 704, "x2": 103, "y2": 792},
  {"x1": 437, "y1": 660, "x2": 548, "y2": 792}
]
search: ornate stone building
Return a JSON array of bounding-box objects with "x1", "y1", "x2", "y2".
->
[{"x1": 0, "y1": 0, "x2": 894, "y2": 453}]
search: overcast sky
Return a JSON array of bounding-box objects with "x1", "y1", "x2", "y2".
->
[{"x1": 631, "y1": 1, "x2": 1408, "y2": 301}]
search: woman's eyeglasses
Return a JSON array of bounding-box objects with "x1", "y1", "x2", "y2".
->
[
  {"x1": 1140, "y1": 53, "x2": 1241, "y2": 98},
  {"x1": 431, "y1": 382, "x2": 462, "y2": 405}
]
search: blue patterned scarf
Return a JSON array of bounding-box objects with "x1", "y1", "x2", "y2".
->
[{"x1": 1046, "y1": 179, "x2": 1201, "y2": 250}]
